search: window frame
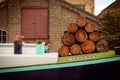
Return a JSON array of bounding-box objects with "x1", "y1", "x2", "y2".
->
[{"x1": 0, "y1": 29, "x2": 7, "y2": 43}]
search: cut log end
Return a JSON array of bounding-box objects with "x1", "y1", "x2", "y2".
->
[
  {"x1": 62, "y1": 33, "x2": 75, "y2": 46},
  {"x1": 85, "y1": 22, "x2": 95, "y2": 33},
  {"x1": 82, "y1": 40, "x2": 95, "y2": 54},
  {"x1": 96, "y1": 40, "x2": 109, "y2": 52},
  {"x1": 89, "y1": 32, "x2": 100, "y2": 42},
  {"x1": 70, "y1": 44, "x2": 81, "y2": 55},
  {"x1": 58, "y1": 45, "x2": 69, "y2": 57},
  {"x1": 76, "y1": 17, "x2": 87, "y2": 27},
  {"x1": 75, "y1": 30, "x2": 87, "y2": 42},
  {"x1": 68, "y1": 23, "x2": 78, "y2": 33}
]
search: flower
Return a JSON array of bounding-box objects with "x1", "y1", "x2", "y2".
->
[{"x1": 13, "y1": 35, "x2": 24, "y2": 43}]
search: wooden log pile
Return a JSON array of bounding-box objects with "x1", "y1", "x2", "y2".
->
[{"x1": 58, "y1": 17, "x2": 109, "y2": 57}]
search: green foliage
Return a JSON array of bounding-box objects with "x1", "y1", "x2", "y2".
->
[
  {"x1": 37, "y1": 40, "x2": 43, "y2": 44},
  {"x1": 99, "y1": 9, "x2": 120, "y2": 49}
]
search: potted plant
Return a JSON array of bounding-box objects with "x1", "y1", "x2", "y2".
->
[
  {"x1": 45, "y1": 40, "x2": 50, "y2": 53},
  {"x1": 13, "y1": 35, "x2": 24, "y2": 54},
  {"x1": 36, "y1": 39, "x2": 45, "y2": 55},
  {"x1": 114, "y1": 46, "x2": 120, "y2": 55}
]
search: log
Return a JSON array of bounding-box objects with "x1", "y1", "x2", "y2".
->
[
  {"x1": 75, "y1": 30, "x2": 87, "y2": 42},
  {"x1": 85, "y1": 22, "x2": 95, "y2": 33},
  {"x1": 58, "y1": 45, "x2": 69, "y2": 57},
  {"x1": 89, "y1": 32, "x2": 100, "y2": 42},
  {"x1": 62, "y1": 33, "x2": 75, "y2": 46},
  {"x1": 82, "y1": 40, "x2": 95, "y2": 53},
  {"x1": 76, "y1": 17, "x2": 87, "y2": 27},
  {"x1": 96, "y1": 40, "x2": 109, "y2": 52},
  {"x1": 58, "y1": 16, "x2": 109, "y2": 57},
  {"x1": 68, "y1": 23, "x2": 78, "y2": 33},
  {"x1": 70, "y1": 44, "x2": 81, "y2": 55}
]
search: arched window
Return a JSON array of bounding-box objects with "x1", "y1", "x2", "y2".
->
[{"x1": 0, "y1": 30, "x2": 7, "y2": 43}]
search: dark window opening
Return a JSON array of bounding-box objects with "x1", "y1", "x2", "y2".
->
[{"x1": 0, "y1": 30, "x2": 7, "y2": 43}]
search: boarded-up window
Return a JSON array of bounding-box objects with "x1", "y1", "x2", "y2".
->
[{"x1": 21, "y1": 8, "x2": 48, "y2": 39}]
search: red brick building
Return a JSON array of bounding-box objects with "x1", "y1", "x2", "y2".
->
[{"x1": 0, "y1": 0, "x2": 99, "y2": 52}]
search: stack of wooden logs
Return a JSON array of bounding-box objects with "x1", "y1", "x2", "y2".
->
[{"x1": 58, "y1": 17, "x2": 109, "y2": 57}]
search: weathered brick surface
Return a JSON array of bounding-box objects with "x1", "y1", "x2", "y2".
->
[
  {"x1": 0, "y1": 8, "x2": 8, "y2": 30},
  {"x1": 65, "y1": 0, "x2": 94, "y2": 14},
  {"x1": 0, "y1": 0, "x2": 99, "y2": 52}
]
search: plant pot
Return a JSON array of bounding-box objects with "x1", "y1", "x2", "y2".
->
[
  {"x1": 36, "y1": 44, "x2": 45, "y2": 55},
  {"x1": 14, "y1": 43, "x2": 22, "y2": 54},
  {"x1": 114, "y1": 46, "x2": 120, "y2": 55}
]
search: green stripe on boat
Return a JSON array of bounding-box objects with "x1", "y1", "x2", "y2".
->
[{"x1": 58, "y1": 50, "x2": 115, "y2": 63}]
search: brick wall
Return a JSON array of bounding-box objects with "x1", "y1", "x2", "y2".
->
[
  {"x1": 0, "y1": 7, "x2": 8, "y2": 31},
  {"x1": 0, "y1": 0, "x2": 99, "y2": 52},
  {"x1": 7, "y1": 0, "x2": 21, "y2": 42},
  {"x1": 49, "y1": 0, "x2": 63, "y2": 52}
]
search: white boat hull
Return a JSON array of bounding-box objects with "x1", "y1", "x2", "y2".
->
[
  {"x1": 0, "y1": 43, "x2": 58, "y2": 68},
  {"x1": 0, "y1": 53, "x2": 58, "y2": 68}
]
